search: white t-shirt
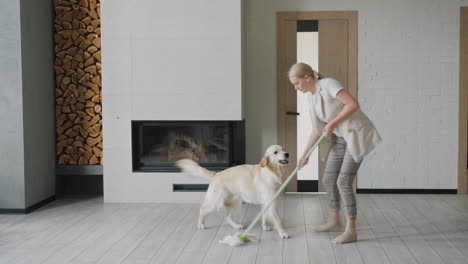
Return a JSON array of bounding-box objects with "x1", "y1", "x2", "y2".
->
[{"x1": 309, "y1": 78, "x2": 344, "y2": 136}]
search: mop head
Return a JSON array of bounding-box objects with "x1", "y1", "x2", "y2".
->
[{"x1": 218, "y1": 232, "x2": 258, "y2": 246}]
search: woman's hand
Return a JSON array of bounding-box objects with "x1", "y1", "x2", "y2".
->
[
  {"x1": 298, "y1": 157, "x2": 309, "y2": 168},
  {"x1": 323, "y1": 122, "x2": 337, "y2": 137}
]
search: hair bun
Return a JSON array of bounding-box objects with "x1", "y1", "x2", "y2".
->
[{"x1": 313, "y1": 71, "x2": 319, "y2": 79}]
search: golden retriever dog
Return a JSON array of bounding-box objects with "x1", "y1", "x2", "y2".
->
[{"x1": 176, "y1": 145, "x2": 290, "y2": 239}]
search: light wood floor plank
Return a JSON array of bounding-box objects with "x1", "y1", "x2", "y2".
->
[
  {"x1": 120, "y1": 205, "x2": 192, "y2": 264},
  {"x1": 95, "y1": 204, "x2": 173, "y2": 264},
  {"x1": 389, "y1": 194, "x2": 468, "y2": 264},
  {"x1": 354, "y1": 204, "x2": 392, "y2": 264},
  {"x1": 201, "y1": 202, "x2": 249, "y2": 264},
  {"x1": 255, "y1": 196, "x2": 285, "y2": 264},
  {"x1": 40, "y1": 201, "x2": 124, "y2": 264},
  {"x1": 67, "y1": 204, "x2": 154, "y2": 264},
  {"x1": 283, "y1": 194, "x2": 310, "y2": 264},
  {"x1": 407, "y1": 195, "x2": 468, "y2": 257},
  {"x1": 147, "y1": 206, "x2": 200, "y2": 264},
  {"x1": 371, "y1": 194, "x2": 445, "y2": 264},
  {"x1": 303, "y1": 194, "x2": 337, "y2": 264},
  {"x1": 319, "y1": 195, "x2": 364, "y2": 264},
  {"x1": 0, "y1": 198, "x2": 88, "y2": 249},
  {"x1": 0, "y1": 194, "x2": 465, "y2": 264},
  {"x1": 358, "y1": 195, "x2": 418, "y2": 264},
  {"x1": 175, "y1": 206, "x2": 225, "y2": 264},
  {"x1": 10, "y1": 198, "x2": 108, "y2": 264},
  {"x1": 0, "y1": 198, "x2": 103, "y2": 263},
  {"x1": 228, "y1": 204, "x2": 263, "y2": 264}
]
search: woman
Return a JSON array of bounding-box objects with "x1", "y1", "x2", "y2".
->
[{"x1": 289, "y1": 62, "x2": 381, "y2": 244}]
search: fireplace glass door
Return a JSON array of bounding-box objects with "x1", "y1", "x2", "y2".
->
[{"x1": 132, "y1": 121, "x2": 236, "y2": 172}]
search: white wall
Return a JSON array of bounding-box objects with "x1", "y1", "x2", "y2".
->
[
  {"x1": 101, "y1": 0, "x2": 242, "y2": 202},
  {"x1": 0, "y1": 0, "x2": 26, "y2": 208},
  {"x1": 245, "y1": 0, "x2": 468, "y2": 189},
  {"x1": 20, "y1": 0, "x2": 55, "y2": 208},
  {"x1": 0, "y1": 0, "x2": 55, "y2": 209}
]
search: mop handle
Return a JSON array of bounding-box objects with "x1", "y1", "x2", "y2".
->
[{"x1": 240, "y1": 133, "x2": 326, "y2": 239}]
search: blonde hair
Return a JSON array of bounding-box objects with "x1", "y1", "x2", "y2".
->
[{"x1": 288, "y1": 63, "x2": 324, "y2": 80}]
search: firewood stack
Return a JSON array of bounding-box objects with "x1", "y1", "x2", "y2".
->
[{"x1": 54, "y1": 0, "x2": 102, "y2": 165}]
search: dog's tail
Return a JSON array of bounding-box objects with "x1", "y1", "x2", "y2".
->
[{"x1": 176, "y1": 159, "x2": 216, "y2": 180}]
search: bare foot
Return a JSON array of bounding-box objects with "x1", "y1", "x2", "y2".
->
[
  {"x1": 313, "y1": 221, "x2": 341, "y2": 232},
  {"x1": 333, "y1": 229, "x2": 357, "y2": 244}
]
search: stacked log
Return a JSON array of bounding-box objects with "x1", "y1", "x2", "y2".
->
[{"x1": 54, "y1": 0, "x2": 102, "y2": 165}]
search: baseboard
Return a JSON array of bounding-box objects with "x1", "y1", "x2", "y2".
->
[
  {"x1": 357, "y1": 189, "x2": 457, "y2": 194},
  {"x1": 0, "y1": 196, "x2": 56, "y2": 214},
  {"x1": 297, "y1": 180, "x2": 318, "y2": 192}
]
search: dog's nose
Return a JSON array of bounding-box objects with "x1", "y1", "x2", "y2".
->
[{"x1": 285, "y1": 153, "x2": 289, "y2": 158}]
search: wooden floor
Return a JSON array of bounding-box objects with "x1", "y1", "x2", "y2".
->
[{"x1": 0, "y1": 194, "x2": 467, "y2": 264}]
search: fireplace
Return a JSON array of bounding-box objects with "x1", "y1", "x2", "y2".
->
[{"x1": 132, "y1": 121, "x2": 245, "y2": 172}]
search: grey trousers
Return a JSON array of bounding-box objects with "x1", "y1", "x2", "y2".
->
[{"x1": 323, "y1": 136, "x2": 362, "y2": 218}]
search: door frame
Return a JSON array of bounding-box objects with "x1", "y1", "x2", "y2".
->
[
  {"x1": 277, "y1": 11, "x2": 358, "y2": 192},
  {"x1": 458, "y1": 7, "x2": 468, "y2": 194}
]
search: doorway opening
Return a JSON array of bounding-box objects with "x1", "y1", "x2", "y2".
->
[{"x1": 296, "y1": 20, "x2": 319, "y2": 190}]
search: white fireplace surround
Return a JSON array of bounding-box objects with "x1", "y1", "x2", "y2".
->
[{"x1": 101, "y1": 0, "x2": 242, "y2": 203}]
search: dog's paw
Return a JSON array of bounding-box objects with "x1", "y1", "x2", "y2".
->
[
  {"x1": 263, "y1": 225, "x2": 272, "y2": 231},
  {"x1": 279, "y1": 232, "x2": 289, "y2": 239},
  {"x1": 198, "y1": 223, "x2": 205, "y2": 230},
  {"x1": 233, "y1": 224, "x2": 245, "y2": 230}
]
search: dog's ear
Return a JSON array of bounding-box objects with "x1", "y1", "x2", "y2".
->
[{"x1": 260, "y1": 155, "x2": 269, "y2": 168}]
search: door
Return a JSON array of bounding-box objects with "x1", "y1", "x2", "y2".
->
[{"x1": 277, "y1": 12, "x2": 358, "y2": 192}]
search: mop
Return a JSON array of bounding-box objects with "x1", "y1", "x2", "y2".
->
[{"x1": 219, "y1": 133, "x2": 326, "y2": 246}]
